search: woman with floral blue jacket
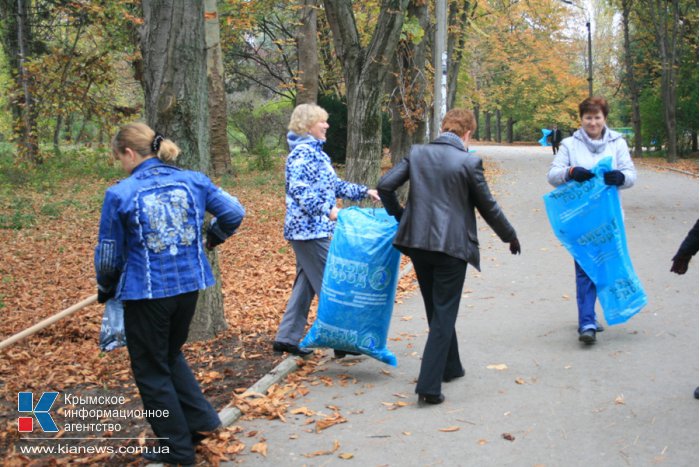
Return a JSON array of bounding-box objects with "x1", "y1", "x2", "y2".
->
[{"x1": 273, "y1": 104, "x2": 380, "y2": 356}]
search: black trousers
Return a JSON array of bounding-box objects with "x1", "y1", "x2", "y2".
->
[
  {"x1": 407, "y1": 248, "x2": 468, "y2": 396},
  {"x1": 124, "y1": 291, "x2": 220, "y2": 462}
]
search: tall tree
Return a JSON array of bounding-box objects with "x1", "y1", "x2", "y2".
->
[
  {"x1": 141, "y1": 0, "x2": 227, "y2": 340},
  {"x1": 296, "y1": 0, "x2": 320, "y2": 104},
  {"x1": 620, "y1": 0, "x2": 642, "y2": 157},
  {"x1": 388, "y1": 0, "x2": 429, "y2": 166},
  {"x1": 205, "y1": 0, "x2": 233, "y2": 175},
  {"x1": 446, "y1": 0, "x2": 473, "y2": 110},
  {"x1": 645, "y1": 0, "x2": 686, "y2": 162},
  {"x1": 323, "y1": 0, "x2": 409, "y2": 186},
  {"x1": 0, "y1": 0, "x2": 40, "y2": 163}
]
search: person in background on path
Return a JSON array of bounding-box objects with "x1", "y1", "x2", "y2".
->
[
  {"x1": 547, "y1": 96, "x2": 637, "y2": 345},
  {"x1": 377, "y1": 108, "x2": 521, "y2": 406},
  {"x1": 95, "y1": 123, "x2": 245, "y2": 465},
  {"x1": 273, "y1": 103, "x2": 380, "y2": 358},
  {"x1": 551, "y1": 124, "x2": 563, "y2": 155},
  {"x1": 669, "y1": 219, "x2": 699, "y2": 399}
]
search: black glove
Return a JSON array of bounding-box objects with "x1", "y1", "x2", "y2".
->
[
  {"x1": 205, "y1": 229, "x2": 225, "y2": 251},
  {"x1": 97, "y1": 288, "x2": 115, "y2": 304},
  {"x1": 569, "y1": 167, "x2": 595, "y2": 182},
  {"x1": 509, "y1": 237, "x2": 521, "y2": 255},
  {"x1": 671, "y1": 256, "x2": 691, "y2": 275},
  {"x1": 604, "y1": 170, "x2": 625, "y2": 186}
]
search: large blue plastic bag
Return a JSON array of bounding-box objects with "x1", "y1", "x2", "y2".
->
[
  {"x1": 539, "y1": 128, "x2": 553, "y2": 146},
  {"x1": 99, "y1": 298, "x2": 126, "y2": 351},
  {"x1": 543, "y1": 157, "x2": 647, "y2": 325},
  {"x1": 301, "y1": 207, "x2": 401, "y2": 366}
]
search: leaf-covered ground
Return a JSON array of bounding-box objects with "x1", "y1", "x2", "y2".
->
[{"x1": 0, "y1": 151, "x2": 417, "y2": 464}]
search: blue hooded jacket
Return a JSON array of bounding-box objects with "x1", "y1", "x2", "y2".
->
[
  {"x1": 95, "y1": 158, "x2": 245, "y2": 300},
  {"x1": 284, "y1": 132, "x2": 367, "y2": 240}
]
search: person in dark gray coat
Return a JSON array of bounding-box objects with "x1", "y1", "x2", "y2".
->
[{"x1": 377, "y1": 108, "x2": 520, "y2": 405}]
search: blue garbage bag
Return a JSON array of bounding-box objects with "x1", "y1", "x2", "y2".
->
[
  {"x1": 543, "y1": 157, "x2": 647, "y2": 325},
  {"x1": 539, "y1": 128, "x2": 553, "y2": 146},
  {"x1": 301, "y1": 207, "x2": 401, "y2": 366},
  {"x1": 99, "y1": 298, "x2": 127, "y2": 351}
]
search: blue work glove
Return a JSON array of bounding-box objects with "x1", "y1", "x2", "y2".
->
[
  {"x1": 569, "y1": 167, "x2": 595, "y2": 182},
  {"x1": 604, "y1": 170, "x2": 625, "y2": 186}
]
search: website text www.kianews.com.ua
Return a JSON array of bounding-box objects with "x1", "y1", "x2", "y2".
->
[{"x1": 18, "y1": 443, "x2": 169, "y2": 456}]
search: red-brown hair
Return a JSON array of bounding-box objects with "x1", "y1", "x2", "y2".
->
[
  {"x1": 579, "y1": 97, "x2": 609, "y2": 118},
  {"x1": 441, "y1": 108, "x2": 477, "y2": 136}
]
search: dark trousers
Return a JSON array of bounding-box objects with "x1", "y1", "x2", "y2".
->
[
  {"x1": 552, "y1": 142, "x2": 560, "y2": 154},
  {"x1": 124, "y1": 291, "x2": 220, "y2": 462},
  {"x1": 408, "y1": 248, "x2": 468, "y2": 396}
]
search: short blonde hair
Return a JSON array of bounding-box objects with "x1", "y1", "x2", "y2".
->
[
  {"x1": 288, "y1": 104, "x2": 329, "y2": 135},
  {"x1": 111, "y1": 122, "x2": 180, "y2": 163},
  {"x1": 441, "y1": 108, "x2": 476, "y2": 136}
]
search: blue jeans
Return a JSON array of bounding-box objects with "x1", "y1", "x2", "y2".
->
[{"x1": 575, "y1": 262, "x2": 598, "y2": 332}]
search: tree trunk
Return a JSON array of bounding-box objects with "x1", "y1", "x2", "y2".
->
[
  {"x1": 296, "y1": 0, "x2": 320, "y2": 104},
  {"x1": 647, "y1": 0, "x2": 682, "y2": 162},
  {"x1": 484, "y1": 111, "x2": 491, "y2": 141},
  {"x1": 621, "y1": 0, "x2": 643, "y2": 157},
  {"x1": 16, "y1": 0, "x2": 40, "y2": 164},
  {"x1": 324, "y1": 0, "x2": 409, "y2": 187},
  {"x1": 388, "y1": 0, "x2": 429, "y2": 166},
  {"x1": 495, "y1": 109, "x2": 502, "y2": 143},
  {"x1": 473, "y1": 104, "x2": 480, "y2": 140},
  {"x1": 506, "y1": 116, "x2": 514, "y2": 144},
  {"x1": 204, "y1": 0, "x2": 233, "y2": 176},
  {"x1": 446, "y1": 0, "x2": 470, "y2": 111},
  {"x1": 141, "y1": 0, "x2": 227, "y2": 341}
]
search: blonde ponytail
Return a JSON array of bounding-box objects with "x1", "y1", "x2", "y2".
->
[{"x1": 112, "y1": 122, "x2": 181, "y2": 163}]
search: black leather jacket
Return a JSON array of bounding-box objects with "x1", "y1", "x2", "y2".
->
[{"x1": 377, "y1": 135, "x2": 516, "y2": 271}]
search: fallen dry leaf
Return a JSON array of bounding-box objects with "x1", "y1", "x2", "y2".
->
[
  {"x1": 615, "y1": 394, "x2": 625, "y2": 405},
  {"x1": 291, "y1": 406, "x2": 316, "y2": 416},
  {"x1": 487, "y1": 364, "x2": 508, "y2": 371},
  {"x1": 515, "y1": 377, "x2": 526, "y2": 385},
  {"x1": 478, "y1": 439, "x2": 488, "y2": 445},
  {"x1": 316, "y1": 413, "x2": 347, "y2": 432},
  {"x1": 439, "y1": 426, "x2": 461, "y2": 432},
  {"x1": 251, "y1": 442, "x2": 267, "y2": 457},
  {"x1": 302, "y1": 440, "x2": 341, "y2": 457},
  {"x1": 502, "y1": 433, "x2": 515, "y2": 441},
  {"x1": 338, "y1": 453, "x2": 354, "y2": 460}
]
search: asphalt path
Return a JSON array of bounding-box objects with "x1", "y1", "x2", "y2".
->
[{"x1": 226, "y1": 145, "x2": 699, "y2": 467}]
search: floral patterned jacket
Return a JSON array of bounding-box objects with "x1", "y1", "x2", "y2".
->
[
  {"x1": 284, "y1": 132, "x2": 368, "y2": 240},
  {"x1": 95, "y1": 157, "x2": 245, "y2": 300}
]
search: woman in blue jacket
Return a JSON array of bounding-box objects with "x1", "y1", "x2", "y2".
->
[
  {"x1": 272, "y1": 103, "x2": 379, "y2": 357},
  {"x1": 95, "y1": 123, "x2": 245, "y2": 465}
]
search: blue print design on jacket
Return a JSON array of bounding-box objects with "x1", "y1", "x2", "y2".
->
[
  {"x1": 141, "y1": 188, "x2": 197, "y2": 255},
  {"x1": 284, "y1": 132, "x2": 367, "y2": 240}
]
